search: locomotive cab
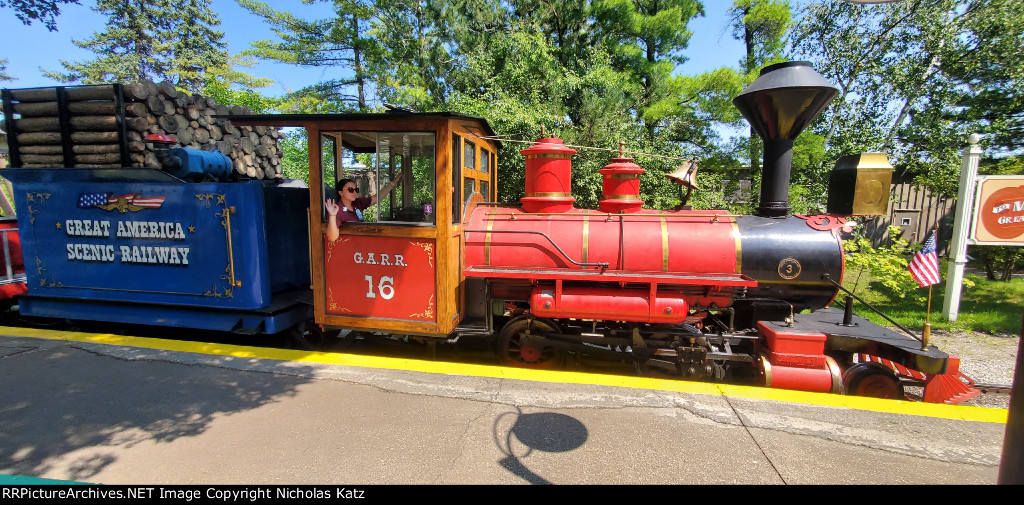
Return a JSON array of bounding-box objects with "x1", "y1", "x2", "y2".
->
[{"x1": 229, "y1": 112, "x2": 499, "y2": 338}]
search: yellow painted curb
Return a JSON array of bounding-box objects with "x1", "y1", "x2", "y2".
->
[{"x1": 2, "y1": 325, "x2": 1007, "y2": 424}]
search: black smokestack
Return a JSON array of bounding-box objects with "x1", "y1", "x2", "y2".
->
[{"x1": 733, "y1": 61, "x2": 838, "y2": 217}]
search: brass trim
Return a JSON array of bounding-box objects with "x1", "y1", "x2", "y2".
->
[
  {"x1": 410, "y1": 294, "x2": 436, "y2": 319},
  {"x1": 826, "y1": 355, "x2": 843, "y2": 394},
  {"x1": 524, "y1": 153, "x2": 572, "y2": 160},
  {"x1": 582, "y1": 211, "x2": 590, "y2": 263},
  {"x1": 485, "y1": 215, "x2": 494, "y2": 266},
  {"x1": 602, "y1": 194, "x2": 642, "y2": 200},
  {"x1": 28, "y1": 283, "x2": 236, "y2": 298},
  {"x1": 760, "y1": 354, "x2": 772, "y2": 387},
  {"x1": 777, "y1": 258, "x2": 802, "y2": 280},
  {"x1": 609, "y1": 173, "x2": 640, "y2": 180},
  {"x1": 732, "y1": 221, "x2": 742, "y2": 274},
  {"x1": 660, "y1": 217, "x2": 669, "y2": 272},
  {"x1": 525, "y1": 192, "x2": 572, "y2": 198},
  {"x1": 217, "y1": 205, "x2": 240, "y2": 288}
]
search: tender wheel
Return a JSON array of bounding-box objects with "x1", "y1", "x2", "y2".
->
[
  {"x1": 288, "y1": 321, "x2": 340, "y2": 350},
  {"x1": 497, "y1": 316, "x2": 564, "y2": 370},
  {"x1": 842, "y1": 362, "x2": 905, "y2": 399}
]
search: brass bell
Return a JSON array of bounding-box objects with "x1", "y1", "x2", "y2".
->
[{"x1": 666, "y1": 159, "x2": 699, "y2": 190}]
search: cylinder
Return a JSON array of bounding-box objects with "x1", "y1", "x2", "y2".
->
[
  {"x1": 520, "y1": 138, "x2": 576, "y2": 213},
  {"x1": 598, "y1": 154, "x2": 645, "y2": 214},
  {"x1": 165, "y1": 147, "x2": 233, "y2": 182},
  {"x1": 761, "y1": 354, "x2": 842, "y2": 394}
]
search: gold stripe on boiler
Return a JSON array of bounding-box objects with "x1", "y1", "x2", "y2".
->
[
  {"x1": 524, "y1": 153, "x2": 572, "y2": 159},
  {"x1": 582, "y1": 211, "x2": 590, "y2": 263},
  {"x1": 661, "y1": 217, "x2": 669, "y2": 271},
  {"x1": 485, "y1": 215, "x2": 494, "y2": 265},
  {"x1": 525, "y1": 192, "x2": 572, "y2": 198},
  {"x1": 732, "y1": 221, "x2": 742, "y2": 274}
]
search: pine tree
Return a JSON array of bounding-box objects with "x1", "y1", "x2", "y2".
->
[
  {"x1": 239, "y1": 0, "x2": 375, "y2": 111},
  {"x1": 43, "y1": 0, "x2": 173, "y2": 84},
  {"x1": 166, "y1": 0, "x2": 228, "y2": 92},
  {"x1": 0, "y1": 59, "x2": 12, "y2": 82},
  {"x1": 43, "y1": 0, "x2": 229, "y2": 90},
  {"x1": 592, "y1": 0, "x2": 705, "y2": 142}
]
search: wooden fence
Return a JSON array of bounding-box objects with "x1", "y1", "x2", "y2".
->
[{"x1": 859, "y1": 183, "x2": 955, "y2": 255}]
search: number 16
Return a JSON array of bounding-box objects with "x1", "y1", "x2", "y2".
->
[{"x1": 365, "y1": 275, "x2": 395, "y2": 300}]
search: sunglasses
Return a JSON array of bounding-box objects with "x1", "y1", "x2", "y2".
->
[{"x1": 344, "y1": 187, "x2": 359, "y2": 194}]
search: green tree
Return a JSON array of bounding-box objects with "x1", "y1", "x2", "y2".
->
[
  {"x1": 366, "y1": 0, "x2": 456, "y2": 110},
  {"x1": 729, "y1": 0, "x2": 792, "y2": 207},
  {"x1": 165, "y1": 0, "x2": 229, "y2": 92},
  {"x1": 792, "y1": 0, "x2": 1024, "y2": 197},
  {"x1": 240, "y1": 0, "x2": 375, "y2": 111},
  {"x1": 0, "y1": 59, "x2": 12, "y2": 82},
  {"x1": 593, "y1": 0, "x2": 705, "y2": 142},
  {"x1": 43, "y1": 0, "x2": 173, "y2": 84}
]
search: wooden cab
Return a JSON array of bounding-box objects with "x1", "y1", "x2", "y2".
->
[{"x1": 229, "y1": 111, "x2": 499, "y2": 337}]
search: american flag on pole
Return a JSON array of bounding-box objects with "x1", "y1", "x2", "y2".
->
[
  {"x1": 78, "y1": 193, "x2": 166, "y2": 210},
  {"x1": 908, "y1": 231, "x2": 941, "y2": 288}
]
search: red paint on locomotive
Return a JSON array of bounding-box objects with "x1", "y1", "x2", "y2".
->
[{"x1": 323, "y1": 235, "x2": 437, "y2": 322}]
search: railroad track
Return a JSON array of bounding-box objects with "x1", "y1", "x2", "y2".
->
[{"x1": 975, "y1": 383, "x2": 1015, "y2": 395}]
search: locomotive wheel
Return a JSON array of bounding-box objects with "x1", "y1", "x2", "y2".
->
[
  {"x1": 497, "y1": 316, "x2": 564, "y2": 370},
  {"x1": 842, "y1": 362, "x2": 905, "y2": 399}
]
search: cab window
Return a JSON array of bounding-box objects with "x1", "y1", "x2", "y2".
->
[{"x1": 321, "y1": 131, "x2": 436, "y2": 226}]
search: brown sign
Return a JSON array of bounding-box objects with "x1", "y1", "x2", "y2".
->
[{"x1": 972, "y1": 176, "x2": 1024, "y2": 245}]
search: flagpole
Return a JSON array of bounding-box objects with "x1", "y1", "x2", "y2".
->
[
  {"x1": 923, "y1": 285, "x2": 932, "y2": 351},
  {"x1": 922, "y1": 224, "x2": 939, "y2": 351}
]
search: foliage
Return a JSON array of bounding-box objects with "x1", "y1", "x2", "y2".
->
[
  {"x1": 842, "y1": 226, "x2": 919, "y2": 298},
  {"x1": 846, "y1": 266, "x2": 1019, "y2": 335},
  {"x1": 0, "y1": 59, "x2": 12, "y2": 82},
  {"x1": 791, "y1": 0, "x2": 1024, "y2": 198},
  {"x1": 592, "y1": 0, "x2": 705, "y2": 142},
  {"x1": 729, "y1": 0, "x2": 791, "y2": 72},
  {"x1": 41, "y1": 0, "x2": 232, "y2": 92},
  {"x1": 43, "y1": 0, "x2": 171, "y2": 84},
  {"x1": 163, "y1": 0, "x2": 229, "y2": 92},
  {"x1": 727, "y1": 0, "x2": 793, "y2": 210},
  {"x1": 278, "y1": 129, "x2": 311, "y2": 184},
  {"x1": 0, "y1": 0, "x2": 77, "y2": 31},
  {"x1": 200, "y1": 56, "x2": 277, "y2": 113},
  {"x1": 971, "y1": 245, "x2": 1023, "y2": 282},
  {"x1": 238, "y1": 0, "x2": 375, "y2": 111}
]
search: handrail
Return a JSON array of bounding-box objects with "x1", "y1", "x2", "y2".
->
[
  {"x1": 464, "y1": 228, "x2": 610, "y2": 270},
  {"x1": 822, "y1": 273, "x2": 921, "y2": 343}
]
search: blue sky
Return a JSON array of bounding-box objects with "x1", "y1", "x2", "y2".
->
[{"x1": 1, "y1": 1, "x2": 748, "y2": 96}]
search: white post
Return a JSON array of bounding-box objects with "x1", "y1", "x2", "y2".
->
[{"x1": 943, "y1": 133, "x2": 983, "y2": 322}]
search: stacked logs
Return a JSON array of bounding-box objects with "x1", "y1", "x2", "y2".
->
[
  {"x1": 1, "y1": 85, "x2": 126, "y2": 168},
  {"x1": 122, "y1": 80, "x2": 283, "y2": 179},
  {"x1": 2, "y1": 81, "x2": 283, "y2": 179}
]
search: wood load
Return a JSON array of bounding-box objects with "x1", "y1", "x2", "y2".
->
[{"x1": 1, "y1": 81, "x2": 283, "y2": 180}]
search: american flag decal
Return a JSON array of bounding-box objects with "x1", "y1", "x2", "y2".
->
[{"x1": 78, "y1": 193, "x2": 167, "y2": 212}]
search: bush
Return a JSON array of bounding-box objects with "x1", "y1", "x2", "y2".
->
[{"x1": 842, "y1": 226, "x2": 919, "y2": 298}]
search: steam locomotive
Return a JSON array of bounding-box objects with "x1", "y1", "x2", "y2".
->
[{"x1": 0, "y1": 62, "x2": 978, "y2": 403}]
